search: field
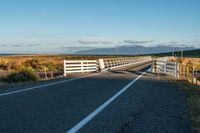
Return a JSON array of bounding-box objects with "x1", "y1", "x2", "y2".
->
[
  {"x1": 0, "y1": 54, "x2": 138, "y2": 71},
  {"x1": 0, "y1": 54, "x2": 139, "y2": 80},
  {"x1": 171, "y1": 57, "x2": 200, "y2": 67}
]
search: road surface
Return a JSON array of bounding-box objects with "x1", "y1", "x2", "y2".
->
[{"x1": 0, "y1": 62, "x2": 191, "y2": 133}]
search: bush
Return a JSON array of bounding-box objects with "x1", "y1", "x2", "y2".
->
[
  {"x1": 2, "y1": 70, "x2": 37, "y2": 83},
  {"x1": 24, "y1": 59, "x2": 42, "y2": 70},
  {"x1": 20, "y1": 66, "x2": 35, "y2": 72},
  {"x1": 0, "y1": 64, "x2": 7, "y2": 70}
]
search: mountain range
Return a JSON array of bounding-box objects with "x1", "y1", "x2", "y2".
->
[{"x1": 76, "y1": 45, "x2": 196, "y2": 55}]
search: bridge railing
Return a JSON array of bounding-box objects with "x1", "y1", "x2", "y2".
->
[
  {"x1": 64, "y1": 60, "x2": 98, "y2": 76},
  {"x1": 64, "y1": 56, "x2": 152, "y2": 75},
  {"x1": 152, "y1": 59, "x2": 178, "y2": 78},
  {"x1": 99, "y1": 56, "x2": 152, "y2": 71},
  {"x1": 152, "y1": 57, "x2": 200, "y2": 85}
]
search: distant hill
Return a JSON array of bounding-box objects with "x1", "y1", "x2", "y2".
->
[
  {"x1": 154, "y1": 49, "x2": 200, "y2": 58},
  {"x1": 76, "y1": 45, "x2": 196, "y2": 55},
  {"x1": 0, "y1": 54, "x2": 16, "y2": 56}
]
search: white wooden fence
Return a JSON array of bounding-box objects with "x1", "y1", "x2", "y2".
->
[
  {"x1": 152, "y1": 59, "x2": 178, "y2": 78},
  {"x1": 64, "y1": 60, "x2": 98, "y2": 76},
  {"x1": 64, "y1": 56, "x2": 152, "y2": 76}
]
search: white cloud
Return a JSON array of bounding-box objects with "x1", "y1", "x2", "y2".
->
[{"x1": 123, "y1": 39, "x2": 153, "y2": 44}]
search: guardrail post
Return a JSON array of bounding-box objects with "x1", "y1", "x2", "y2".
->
[
  {"x1": 164, "y1": 63, "x2": 167, "y2": 73},
  {"x1": 152, "y1": 60, "x2": 156, "y2": 73},
  {"x1": 64, "y1": 60, "x2": 66, "y2": 76},
  {"x1": 174, "y1": 62, "x2": 177, "y2": 78},
  {"x1": 98, "y1": 59, "x2": 105, "y2": 71}
]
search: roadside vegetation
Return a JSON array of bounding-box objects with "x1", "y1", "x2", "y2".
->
[
  {"x1": 0, "y1": 54, "x2": 138, "y2": 87},
  {"x1": 0, "y1": 54, "x2": 136, "y2": 72},
  {"x1": 177, "y1": 80, "x2": 200, "y2": 133},
  {"x1": 0, "y1": 54, "x2": 138, "y2": 70},
  {"x1": 0, "y1": 70, "x2": 37, "y2": 83}
]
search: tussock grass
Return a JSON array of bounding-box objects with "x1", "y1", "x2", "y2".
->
[{"x1": 0, "y1": 54, "x2": 140, "y2": 73}]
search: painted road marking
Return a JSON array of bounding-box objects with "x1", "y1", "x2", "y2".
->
[
  {"x1": 0, "y1": 73, "x2": 100, "y2": 97},
  {"x1": 67, "y1": 68, "x2": 150, "y2": 133}
]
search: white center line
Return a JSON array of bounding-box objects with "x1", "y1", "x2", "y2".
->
[
  {"x1": 66, "y1": 68, "x2": 150, "y2": 133},
  {"x1": 0, "y1": 73, "x2": 100, "y2": 97}
]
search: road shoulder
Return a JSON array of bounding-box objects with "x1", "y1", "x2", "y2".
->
[{"x1": 176, "y1": 80, "x2": 200, "y2": 133}]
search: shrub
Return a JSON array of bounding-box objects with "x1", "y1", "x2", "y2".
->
[
  {"x1": 2, "y1": 70, "x2": 37, "y2": 83},
  {"x1": 20, "y1": 66, "x2": 35, "y2": 72},
  {"x1": 0, "y1": 64, "x2": 7, "y2": 70},
  {"x1": 24, "y1": 59, "x2": 40, "y2": 69},
  {"x1": 10, "y1": 60, "x2": 21, "y2": 70},
  {"x1": 56, "y1": 65, "x2": 63, "y2": 71}
]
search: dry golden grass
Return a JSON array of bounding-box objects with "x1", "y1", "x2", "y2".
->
[
  {"x1": 0, "y1": 54, "x2": 140, "y2": 72},
  {"x1": 171, "y1": 57, "x2": 200, "y2": 68}
]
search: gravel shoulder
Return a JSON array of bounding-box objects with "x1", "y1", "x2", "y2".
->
[{"x1": 176, "y1": 80, "x2": 200, "y2": 133}]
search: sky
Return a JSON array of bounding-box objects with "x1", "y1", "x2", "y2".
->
[{"x1": 0, "y1": 0, "x2": 200, "y2": 54}]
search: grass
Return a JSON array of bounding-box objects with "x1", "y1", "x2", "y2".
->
[
  {"x1": 0, "y1": 54, "x2": 141, "y2": 72},
  {"x1": 0, "y1": 71, "x2": 94, "y2": 90},
  {"x1": 177, "y1": 80, "x2": 200, "y2": 132},
  {"x1": 0, "y1": 70, "x2": 37, "y2": 83}
]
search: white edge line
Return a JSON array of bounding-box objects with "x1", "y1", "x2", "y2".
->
[
  {"x1": 0, "y1": 73, "x2": 100, "y2": 97},
  {"x1": 67, "y1": 68, "x2": 150, "y2": 133}
]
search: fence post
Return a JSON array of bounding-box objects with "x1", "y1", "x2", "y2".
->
[
  {"x1": 184, "y1": 65, "x2": 187, "y2": 79},
  {"x1": 192, "y1": 66, "x2": 195, "y2": 84},
  {"x1": 195, "y1": 69, "x2": 198, "y2": 85},
  {"x1": 180, "y1": 64, "x2": 182, "y2": 79},
  {"x1": 187, "y1": 66, "x2": 189, "y2": 79}
]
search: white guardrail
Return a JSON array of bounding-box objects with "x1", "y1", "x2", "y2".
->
[
  {"x1": 99, "y1": 56, "x2": 152, "y2": 70},
  {"x1": 64, "y1": 60, "x2": 98, "y2": 76},
  {"x1": 152, "y1": 58, "x2": 178, "y2": 78},
  {"x1": 64, "y1": 56, "x2": 152, "y2": 76}
]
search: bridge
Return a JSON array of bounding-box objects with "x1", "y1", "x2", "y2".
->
[{"x1": 0, "y1": 56, "x2": 191, "y2": 133}]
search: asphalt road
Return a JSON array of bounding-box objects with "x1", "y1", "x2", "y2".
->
[{"x1": 0, "y1": 62, "x2": 191, "y2": 133}]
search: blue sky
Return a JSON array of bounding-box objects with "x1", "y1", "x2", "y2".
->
[{"x1": 0, "y1": 0, "x2": 200, "y2": 53}]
